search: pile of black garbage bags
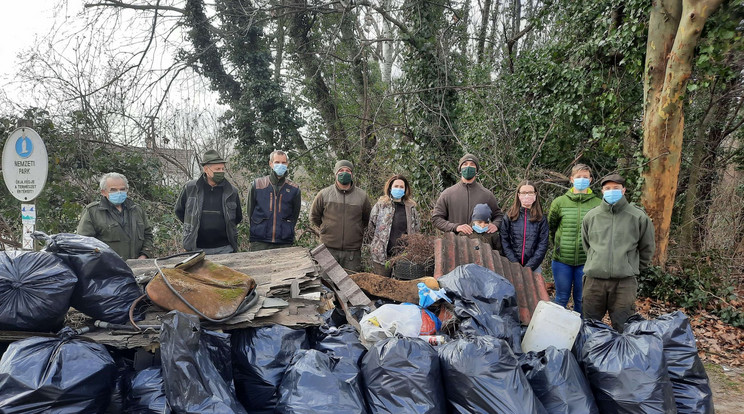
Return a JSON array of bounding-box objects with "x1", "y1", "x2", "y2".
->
[
  {"x1": 0, "y1": 232, "x2": 143, "y2": 331},
  {"x1": 0, "y1": 263, "x2": 715, "y2": 413}
]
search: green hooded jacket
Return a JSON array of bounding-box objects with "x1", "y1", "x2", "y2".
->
[{"x1": 548, "y1": 188, "x2": 601, "y2": 266}]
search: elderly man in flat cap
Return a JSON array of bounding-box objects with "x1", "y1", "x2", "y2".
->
[
  {"x1": 581, "y1": 173, "x2": 655, "y2": 331},
  {"x1": 432, "y1": 153, "x2": 503, "y2": 235},
  {"x1": 175, "y1": 149, "x2": 243, "y2": 254},
  {"x1": 310, "y1": 159, "x2": 371, "y2": 271}
]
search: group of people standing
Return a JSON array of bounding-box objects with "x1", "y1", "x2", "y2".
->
[{"x1": 76, "y1": 149, "x2": 654, "y2": 331}]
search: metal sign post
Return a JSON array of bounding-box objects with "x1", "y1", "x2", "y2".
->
[{"x1": 2, "y1": 127, "x2": 48, "y2": 250}]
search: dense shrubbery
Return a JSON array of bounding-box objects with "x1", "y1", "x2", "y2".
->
[{"x1": 638, "y1": 250, "x2": 744, "y2": 327}]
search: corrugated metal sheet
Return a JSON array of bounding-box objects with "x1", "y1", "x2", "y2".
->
[{"x1": 433, "y1": 232, "x2": 550, "y2": 324}]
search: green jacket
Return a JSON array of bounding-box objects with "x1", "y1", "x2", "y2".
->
[
  {"x1": 76, "y1": 197, "x2": 154, "y2": 260},
  {"x1": 548, "y1": 188, "x2": 601, "y2": 266},
  {"x1": 581, "y1": 196, "x2": 655, "y2": 279},
  {"x1": 310, "y1": 182, "x2": 372, "y2": 251}
]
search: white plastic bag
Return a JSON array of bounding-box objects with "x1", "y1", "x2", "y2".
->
[{"x1": 360, "y1": 304, "x2": 423, "y2": 344}]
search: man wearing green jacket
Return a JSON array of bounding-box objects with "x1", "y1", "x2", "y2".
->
[
  {"x1": 581, "y1": 173, "x2": 655, "y2": 331},
  {"x1": 548, "y1": 163, "x2": 601, "y2": 315},
  {"x1": 77, "y1": 172, "x2": 154, "y2": 260},
  {"x1": 310, "y1": 160, "x2": 372, "y2": 271}
]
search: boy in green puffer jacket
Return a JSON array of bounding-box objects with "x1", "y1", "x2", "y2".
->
[{"x1": 547, "y1": 164, "x2": 601, "y2": 315}]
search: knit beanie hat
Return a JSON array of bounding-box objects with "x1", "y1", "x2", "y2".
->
[
  {"x1": 472, "y1": 203, "x2": 492, "y2": 222},
  {"x1": 334, "y1": 160, "x2": 354, "y2": 173},
  {"x1": 459, "y1": 154, "x2": 479, "y2": 171}
]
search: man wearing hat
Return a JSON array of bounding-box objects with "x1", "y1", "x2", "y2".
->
[
  {"x1": 310, "y1": 160, "x2": 372, "y2": 271},
  {"x1": 175, "y1": 149, "x2": 243, "y2": 254},
  {"x1": 581, "y1": 173, "x2": 655, "y2": 331},
  {"x1": 247, "y1": 150, "x2": 301, "y2": 251},
  {"x1": 432, "y1": 153, "x2": 503, "y2": 235}
]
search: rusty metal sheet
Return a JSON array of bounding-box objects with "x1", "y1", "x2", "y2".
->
[{"x1": 433, "y1": 232, "x2": 550, "y2": 324}]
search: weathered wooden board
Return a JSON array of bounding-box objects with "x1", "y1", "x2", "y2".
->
[{"x1": 126, "y1": 247, "x2": 321, "y2": 297}]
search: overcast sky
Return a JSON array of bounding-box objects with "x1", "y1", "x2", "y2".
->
[
  {"x1": 0, "y1": 1, "x2": 84, "y2": 100},
  {"x1": 1, "y1": 2, "x2": 54, "y2": 78}
]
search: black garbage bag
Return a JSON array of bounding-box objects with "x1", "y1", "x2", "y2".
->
[
  {"x1": 315, "y1": 324, "x2": 367, "y2": 366},
  {"x1": 438, "y1": 335, "x2": 546, "y2": 414},
  {"x1": 572, "y1": 318, "x2": 612, "y2": 370},
  {"x1": 127, "y1": 367, "x2": 172, "y2": 414},
  {"x1": 38, "y1": 232, "x2": 142, "y2": 324},
  {"x1": 0, "y1": 250, "x2": 77, "y2": 331},
  {"x1": 0, "y1": 330, "x2": 117, "y2": 413},
  {"x1": 105, "y1": 356, "x2": 133, "y2": 414},
  {"x1": 581, "y1": 329, "x2": 677, "y2": 414},
  {"x1": 159, "y1": 311, "x2": 246, "y2": 414},
  {"x1": 275, "y1": 349, "x2": 367, "y2": 414},
  {"x1": 625, "y1": 311, "x2": 714, "y2": 414},
  {"x1": 459, "y1": 312, "x2": 523, "y2": 354},
  {"x1": 199, "y1": 328, "x2": 236, "y2": 393},
  {"x1": 519, "y1": 346, "x2": 598, "y2": 414},
  {"x1": 437, "y1": 264, "x2": 520, "y2": 323},
  {"x1": 232, "y1": 324, "x2": 309, "y2": 413},
  {"x1": 361, "y1": 337, "x2": 446, "y2": 414}
]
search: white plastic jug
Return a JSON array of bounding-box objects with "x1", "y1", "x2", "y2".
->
[{"x1": 521, "y1": 300, "x2": 581, "y2": 353}]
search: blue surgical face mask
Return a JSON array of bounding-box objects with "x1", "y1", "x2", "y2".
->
[
  {"x1": 390, "y1": 188, "x2": 405, "y2": 200},
  {"x1": 573, "y1": 177, "x2": 590, "y2": 191},
  {"x1": 273, "y1": 163, "x2": 288, "y2": 176},
  {"x1": 603, "y1": 189, "x2": 623, "y2": 205},
  {"x1": 472, "y1": 224, "x2": 488, "y2": 233},
  {"x1": 108, "y1": 191, "x2": 127, "y2": 205}
]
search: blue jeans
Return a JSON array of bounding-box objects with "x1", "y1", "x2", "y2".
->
[{"x1": 552, "y1": 260, "x2": 584, "y2": 315}]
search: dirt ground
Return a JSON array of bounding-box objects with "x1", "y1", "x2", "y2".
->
[{"x1": 707, "y1": 363, "x2": 744, "y2": 413}]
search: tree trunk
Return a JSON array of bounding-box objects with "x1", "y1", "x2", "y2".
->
[
  {"x1": 286, "y1": 0, "x2": 350, "y2": 156},
  {"x1": 476, "y1": 0, "x2": 493, "y2": 64},
  {"x1": 641, "y1": 0, "x2": 722, "y2": 268},
  {"x1": 339, "y1": 6, "x2": 375, "y2": 168},
  {"x1": 680, "y1": 104, "x2": 714, "y2": 249},
  {"x1": 274, "y1": 0, "x2": 285, "y2": 82}
]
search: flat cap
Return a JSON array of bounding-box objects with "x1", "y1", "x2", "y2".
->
[{"x1": 600, "y1": 173, "x2": 625, "y2": 186}]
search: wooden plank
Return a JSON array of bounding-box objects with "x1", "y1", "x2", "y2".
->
[
  {"x1": 126, "y1": 247, "x2": 320, "y2": 297},
  {"x1": 310, "y1": 244, "x2": 373, "y2": 307}
]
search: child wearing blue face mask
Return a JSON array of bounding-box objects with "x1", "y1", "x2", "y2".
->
[{"x1": 457, "y1": 203, "x2": 502, "y2": 252}]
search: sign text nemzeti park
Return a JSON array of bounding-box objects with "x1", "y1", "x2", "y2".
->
[{"x1": 2, "y1": 127, "x2": 48, "y2": 201}]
